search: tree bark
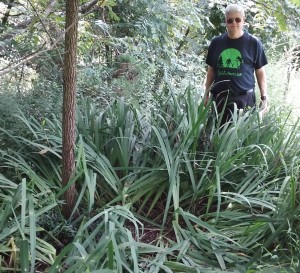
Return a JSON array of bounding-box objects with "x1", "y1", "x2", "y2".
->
[
  {"x1": 1, "y1": 0, "x2": 15, "y2": 27},
  {"x1": 62, "y1": 0, "x2": 79, "y2": 219},
  {"x1": 80, "y1": 0, "x2": 98, "y2": 14}
]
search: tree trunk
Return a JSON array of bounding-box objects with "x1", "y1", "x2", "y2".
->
[
  {"x1": 62, "y1": 0, "x2": 79, "y2": 219},
  {"x1": 1, "y1": 0, "x2": 15, "y2": 27}
]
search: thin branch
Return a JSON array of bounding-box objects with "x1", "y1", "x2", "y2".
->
[
  {"x1": 0, "y1": 0, "x2": 56, "y2": 41},
  {"x1": 26, "y1": 0, "x2": 63, "y2": 65},
  {"x1": 1, "y1": 0, "x2": 15, "y2": 26},
  {"x1": 0, "y1": 43, "x2": 47, "y2": 75},
  {"x1": 0, "y1": 0, "x2": 101, "y2": 42},
  {"x1": 80, "y1": 0, "x2": 99, "y2": 14},
  {"x1": 176, "y1": 27, "x2": 190, "y2": 55},
  {"x1": 0, "y1": 22, "x2": 74, "y2": 76},
  {"x1": 27, "y1": 0, "x2": 56, "y2": 43}
]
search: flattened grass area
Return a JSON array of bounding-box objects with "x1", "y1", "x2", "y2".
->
[{"x1": 0, "y1": 91, "x2": 300, "y2": 272}]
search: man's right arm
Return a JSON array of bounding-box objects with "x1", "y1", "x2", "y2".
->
[{"x1": 204, "y1": 66, "x2": 215, "y2": 105}]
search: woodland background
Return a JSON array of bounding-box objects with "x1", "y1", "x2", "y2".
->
[{"x1": 1, "y1": 0, "x2": 300, "y2": 272}]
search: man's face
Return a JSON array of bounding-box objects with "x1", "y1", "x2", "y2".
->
[{"x1": 225, "y1": 12, "x2": 245, "y2": 34}]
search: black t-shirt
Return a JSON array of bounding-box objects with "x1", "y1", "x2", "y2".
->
[{"x1": 206, "y1": 32, "x2": 268, "y2": 94}]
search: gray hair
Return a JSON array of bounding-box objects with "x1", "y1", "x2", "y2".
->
[{"x1": 225, "y1": 4, "x2": 245, "y2": 17}]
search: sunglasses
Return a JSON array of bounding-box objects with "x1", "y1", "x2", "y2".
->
[{"x1": 226, "y1": 18, "x2": 242, "y2": 24}]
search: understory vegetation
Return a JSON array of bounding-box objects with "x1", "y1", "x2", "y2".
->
[
  {"x1": 1, "y1": 0, "x2": 300, "y2": 272},
  {"x1": 1, "y1": 90, "x2": 300, "y2": 272}
]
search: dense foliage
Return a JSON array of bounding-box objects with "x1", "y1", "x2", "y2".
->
[
  {"x1": 1, "y1": 94, "x2": 300, "y2": 272},
  {"x1": 1, "y1": 0, "x2": 300, "y2": 272}
]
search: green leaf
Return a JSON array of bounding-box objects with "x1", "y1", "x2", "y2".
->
[
  {"x1": 29, "y1": 196, "x2": 37, "y2": 273},
  {"x1": 274, "y1": 10, "x2": 288, "y2": 31},
  {"x1": 91, "y1": 269, "x2": 116, "y2": 273},
  {"x1": 19, "y1": 239, "x2": 29, "y2": 273},
  {"x1": 107, "y1": 240, "x2": 114, "y2": 270},
  {"x1": 290, "y1": 0, "x2": 300, "y2": 7}
]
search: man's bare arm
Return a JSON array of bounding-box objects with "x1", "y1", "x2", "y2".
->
[
  {"x1": 255, "y1": 66, "x2": 267, "y2": 99},
  {"x1": 204, "y1": 66, "x2": 215, "y2": 105}
]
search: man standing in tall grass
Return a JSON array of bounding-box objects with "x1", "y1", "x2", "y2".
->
[{"x1": 204, "y1": 3, "x2": 268, "y2": 124}]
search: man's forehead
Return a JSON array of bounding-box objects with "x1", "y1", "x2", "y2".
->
[{"x1": 226, "y1": 11, "x2": 243, "y2": 17}]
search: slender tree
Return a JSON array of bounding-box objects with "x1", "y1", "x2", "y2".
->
[{"x1": 62, "y1": 0, "x2": 79, "y2": 218}]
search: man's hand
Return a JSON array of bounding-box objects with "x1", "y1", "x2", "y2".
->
[
  {"x1": 204, "y1": 91, "x2": 210, "y2": 106},
  {"x1": 259, "y1": 98, "x2": 269, "y2": 119}
]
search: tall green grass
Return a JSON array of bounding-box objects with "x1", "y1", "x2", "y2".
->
[{"x1": 0, "y1": 88, "x2": 300, "y2": 272}]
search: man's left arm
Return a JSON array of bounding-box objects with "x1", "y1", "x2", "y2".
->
[
  {"x1": 255, "y1": 66, "x2": 267, "y2": 99},
  {"x1": 255, "y1": 66, "x2": 268, "y2": 116}
]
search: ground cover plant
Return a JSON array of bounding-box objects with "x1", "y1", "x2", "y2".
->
[{"x1": 0, "y1": 87, "x2": 300, "y2": 272}]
